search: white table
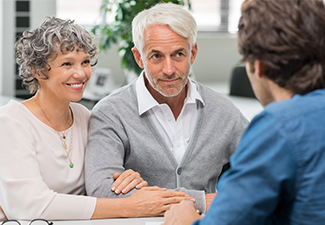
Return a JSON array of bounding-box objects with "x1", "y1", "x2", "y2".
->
[{"x1": 18, "y1": 217, "x2": 164, "y2": 225}]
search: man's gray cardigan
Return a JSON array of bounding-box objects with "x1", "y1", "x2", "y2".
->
[{"x1": 85, "y1": 79, "x2": 248, "y2": 213}]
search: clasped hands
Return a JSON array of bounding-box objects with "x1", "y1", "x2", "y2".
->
[
  {"x1": 108, "y1": 169, "x2": 195, "y2": 217},
  {"x1": 110, "y1": 169, "x2": 215, "y2": 219}
]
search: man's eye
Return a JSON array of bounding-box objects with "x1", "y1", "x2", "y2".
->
[
  {"x1": 152, "y1": 54, "x2": 160, "y2": 59},
  {"x1": 175, "y1": 52, "x2": 184, "y2": 57}
]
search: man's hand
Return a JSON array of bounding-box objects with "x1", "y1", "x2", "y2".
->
[
  {"x1": 205, "y1": 193, "x2": 216, "y2": 211},
  {"x1": 111, "y1": 169, "x2": 148, "y2": 194},
  {"x1": 163, "y1": 200, "x2": 202, "y2": 225},
  {"x1": 126, "y1": 187, "x2": 195, "y2": 217}
]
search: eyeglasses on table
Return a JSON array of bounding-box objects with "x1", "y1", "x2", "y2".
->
[{"x1": 1, "y1": 219, "x2": 53, "y2": 225}]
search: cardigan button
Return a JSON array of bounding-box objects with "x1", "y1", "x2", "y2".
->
[{"x1": 177, "y1": 168, "x2": 182, "y2": 175}]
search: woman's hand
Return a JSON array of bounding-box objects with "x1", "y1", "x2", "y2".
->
[
  {"x1": 91, "y1": 187, "x2": 195, "y2": 219},
  {"x1": 111, "y1": 169, "x2": 148, "y2": 194},
  {"x1": 125, "y1": 187, "x2": 196, "y2": 217}
]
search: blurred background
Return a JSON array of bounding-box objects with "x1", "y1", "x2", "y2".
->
[
  {"x1": 0, "y1": 0, "x2": 244, "y2": 98},
  {"x1": 1, "y1": 0, "x2": 266, "y2": 120}
]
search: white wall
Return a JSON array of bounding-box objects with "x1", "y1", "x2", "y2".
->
[
  {"x1": 0, "y1": 0, "x2": 15, "y2": 97},
  {"x1": 30, "y1": 0, "x2": 56, "y2": 29},
  {"x1": 0, "y1": 0, "x2": 3, "y2": 95},
  {"x1": 193, "y1": 33, "x2": 241, "y2": 83},
  {"x1": 0, "y1": 0, "x2": 56, "y2": 97},
  {"x1": 0, "y1": 0, "x2": 241, "y2": 96},
  {"x1": 96, "y1": 33, "x2": 242, "y2": 87}
]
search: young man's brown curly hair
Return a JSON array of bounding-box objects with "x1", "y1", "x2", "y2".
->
[{"x1": 238, "y1": 0, "x2": 325, "y2": 94}]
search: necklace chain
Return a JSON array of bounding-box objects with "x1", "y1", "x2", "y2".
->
[{"x1": 34, "y1": 97, "x2": 74, "y2": 168}]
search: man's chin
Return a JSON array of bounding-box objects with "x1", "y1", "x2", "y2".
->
[{"x1": 158, "y1": 88, "x2": 183, "y2": 98}]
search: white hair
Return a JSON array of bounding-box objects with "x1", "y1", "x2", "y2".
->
[{"x1": 132, "y1": 3, "x2": 197, "y2": 54}]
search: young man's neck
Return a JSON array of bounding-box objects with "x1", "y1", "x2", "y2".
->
[{"x1": 262, "y1": 79, "x2": 294, "y2": 107}]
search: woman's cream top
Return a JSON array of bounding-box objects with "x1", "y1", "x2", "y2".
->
[{"x1": 0, "y1": 100, "x2": 96, "y2": 221}]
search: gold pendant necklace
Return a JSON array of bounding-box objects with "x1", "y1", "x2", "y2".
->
[{"x1": 34, "y1": 97, "x2": 74, "y2": 168}]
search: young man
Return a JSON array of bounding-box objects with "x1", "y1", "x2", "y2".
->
[
  {"x1": 163, "y1": 0, "x2": 325, "y2": 224},
  {"x1": 85, "y1": 3, "x2": 248, "y2": 213}
]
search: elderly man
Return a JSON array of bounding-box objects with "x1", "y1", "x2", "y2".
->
[
  {"x1": 163, "y1": 0, "x2": 325, "y2": 224},
  {"x1": 85, "y1": 3, "x2": 248, "y2": 213}
]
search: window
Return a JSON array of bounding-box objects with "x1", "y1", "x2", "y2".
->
[
  {"x1": 56, "y1": 0, "x2": 102, "y2": 29},
  {"x1": 190, "y1": 0, "x2": 220, "y2": 32},
  {"x1": 228, "y1": 0, "x2": 245, "y2": 33},
  {"x1": 56, "y1": 0, "x2": 245, "y2": 33}
]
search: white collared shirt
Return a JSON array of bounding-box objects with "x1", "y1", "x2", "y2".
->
[{"x1": 136, "y1": 72, "x2": 205, "y2": 165}]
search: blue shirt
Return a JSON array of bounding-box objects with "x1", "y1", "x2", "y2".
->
[{"x1": 194, "y1": 88, "x2": 325, "y2": 225}]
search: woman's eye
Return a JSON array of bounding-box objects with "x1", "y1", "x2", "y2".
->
[
  {"x1": 61, "y1": 62, "x2": 71, "y2": 66},
  {"x1": 82, "y1": 60, "x2": 90, "y2": 65}
]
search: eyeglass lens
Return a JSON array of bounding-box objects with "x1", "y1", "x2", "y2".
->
[
  {"x1": 1, "y1": 219, "x2": 53, "y2": 225},
  {"x1": 1, "y1": 220, "x2": 21, "y2": 225},
  {"x1": 29, "y1": 219, "x2": 53, "y2": 225}
]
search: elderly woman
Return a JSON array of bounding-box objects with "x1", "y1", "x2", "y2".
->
[{"x1": 0, "y1": 17, "x2": 191, "y2": 221}]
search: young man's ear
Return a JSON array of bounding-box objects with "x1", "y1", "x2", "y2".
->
[
  {"x1": 254, "y1": 60, "x2": 268, "y2": 79},
  {"x1": 132, "y1": 47, "x2": 144, "y2": 69}
]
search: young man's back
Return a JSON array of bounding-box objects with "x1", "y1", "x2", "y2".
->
[{"x1": 202, "y1": 88, "x2": 325, "y2": 224}]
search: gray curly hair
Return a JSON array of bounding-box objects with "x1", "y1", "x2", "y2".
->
[{"x1": 15, "y1": 16, "x2": 99, "y2": 94}]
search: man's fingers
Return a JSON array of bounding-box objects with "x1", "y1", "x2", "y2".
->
[
  {"x1": 111, "y1": 176, "x2": 125, "y2": 192},
  {"x1": 113, "y1": 173, "x2": 121, "y2": 180},
  {"x1": 136, "y1": 180, "x2": 148, "y2": 189},
  {"x1": 120, "y1": 178, "x2": 143, "y2": 194},
  {"x1": 111, "y1": 169, "x2": 146, "y2": 194},
  {"x1": 111, "y1": 173, "x2": 121, "y2": 191},
  {"x1": 111, "y1": 171, "x2": 131, "y2": 192},
  {"x1": 113, "y1": 175, "x2": 136, "y2": 194}
]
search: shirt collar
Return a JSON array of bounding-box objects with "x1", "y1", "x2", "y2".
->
[{"x1": 136, "y1": 71, "x2": 205, "y2": 116}]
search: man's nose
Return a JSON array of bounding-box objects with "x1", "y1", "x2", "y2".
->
[{"x1": 162, "y1": 57, "x2": 176, "y2": 76}]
